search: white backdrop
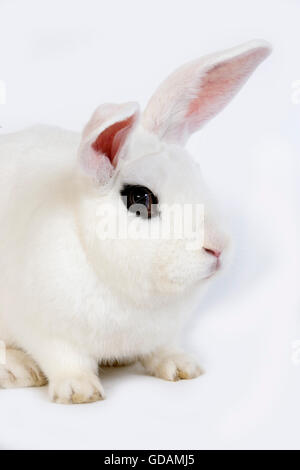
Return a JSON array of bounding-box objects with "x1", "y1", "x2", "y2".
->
[{"x1": 0, "y1": 0, "x2": 299, "y2": 450}]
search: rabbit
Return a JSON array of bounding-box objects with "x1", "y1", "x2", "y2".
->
[{"x1": 0, "y1": 40, "x2": 271, "y2": 403}]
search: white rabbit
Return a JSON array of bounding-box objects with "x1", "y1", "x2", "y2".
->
[{"x1": 0, "y1": 40, "x2": 271, "y2": 403}]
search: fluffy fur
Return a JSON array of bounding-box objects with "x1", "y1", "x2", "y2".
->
[{"x1": 0, "y1": 40, "x2": 271, "y2": 403}]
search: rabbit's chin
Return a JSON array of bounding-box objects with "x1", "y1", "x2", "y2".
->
[
  {"x1": 152, "y1": 240, "x2": 226, "y2": 295},
  {"x1": 153, "y1": 260, "x2": 222, "y2": 295}
]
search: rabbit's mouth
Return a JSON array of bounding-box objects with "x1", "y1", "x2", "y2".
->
[
  {"x1": 202, "y1": 246, "x2": 223, "y2": 280},
  {"x1": 203, "y1": 258, "x2": 222, "y2": 280}
]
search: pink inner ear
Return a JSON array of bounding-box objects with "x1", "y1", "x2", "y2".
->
[
  {"x1": 91, "y1": 115, "x2": 135, "y2": 166},
  {"x1": 186, "y1": 49, "x2": 267, "y2": 133}
]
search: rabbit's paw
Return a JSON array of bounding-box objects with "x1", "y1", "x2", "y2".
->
[
  {"x1": 141, "y1": 349, "x2": 203, "y2": 381},
  {"x1": 49, "y1": 372, "x2": 105, "y2": 404},
  {"x1": 0, "y1": 348, "x2": 47, "y2": 388}
]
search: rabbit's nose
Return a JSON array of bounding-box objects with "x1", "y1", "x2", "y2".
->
[{"x1": 204, "y1": 247, "x2": 221, "y2": 258}]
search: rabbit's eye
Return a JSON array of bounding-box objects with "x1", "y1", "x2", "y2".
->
[{"x1": 120, "y1": 185, "x2": 159, "y2": 219}]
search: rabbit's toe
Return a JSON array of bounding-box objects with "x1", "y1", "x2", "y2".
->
[
  {"x1": 141, "y1": 349, "x2": 203, "y2": 382},
  {"x1": 49, "y1": 372, "x2": 105, "y2": 404}
]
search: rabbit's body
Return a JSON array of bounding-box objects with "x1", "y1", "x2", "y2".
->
[
  {"x1": 0, "y1": 40, "x2": 271, "y2": 403},
  {"x1": 0, "y1": 126, "x2": 201, "y2": 400},
  {"x1": 0, "y1": 126, "x2": 192, "y2": 357}
]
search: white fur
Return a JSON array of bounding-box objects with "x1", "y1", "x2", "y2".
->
[{"x1": 0, "y1": 40, "x2": 271, "y2": 403}]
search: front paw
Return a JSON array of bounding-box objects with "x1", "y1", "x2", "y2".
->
[
  {"x1": 49, "y1": 372, "x2": 105, "y2": 404},
  {"x1": 0, "y1": 349, "x2": 47, "y2": 389},
  {"x1": 141, "y1": 350, "x2": 203, "y2": 382}
]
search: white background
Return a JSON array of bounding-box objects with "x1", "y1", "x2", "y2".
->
[{"x1": 0, "y1": 0, "x2": 299, "y2": 450}]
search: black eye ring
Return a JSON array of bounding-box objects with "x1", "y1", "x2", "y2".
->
[{"x1": 120, "y1": 185, "x2": 159, "y2": 219}]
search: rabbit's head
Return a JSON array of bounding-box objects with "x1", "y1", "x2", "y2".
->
[{"x1": 77, "y1": 40, "x2": 271, "y2": 300}]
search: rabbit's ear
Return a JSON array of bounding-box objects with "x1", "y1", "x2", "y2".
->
[
  {"x1": 79, "y1": 102, "x2": 140, "y2": 184},
  {"x1": 142, "y1": 40, "x2": 271, "y2": 145}
]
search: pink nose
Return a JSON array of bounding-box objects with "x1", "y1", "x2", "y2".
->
[{"x1": 204, "y1": 248, "x2": 221, "y2": 258}]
